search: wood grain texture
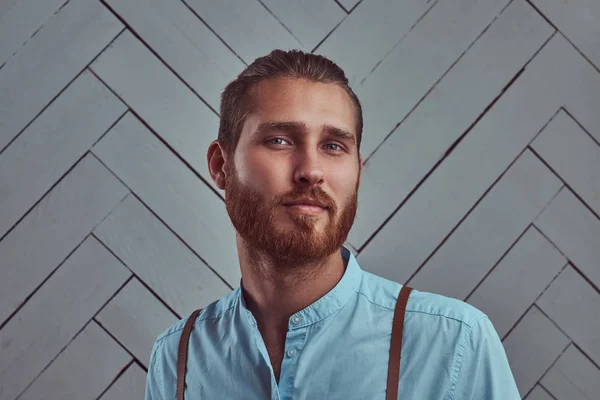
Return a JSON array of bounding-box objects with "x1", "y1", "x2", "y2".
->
[
  {"x1": 104, "y1": 0, "x2": 245, "y2": 111},
  {"x1": 502, "y1": 306, "x2": 570, "y2": 397},
  {"x1": 541, "y1": 344, "x2": 600, "y2": 400},
  {"x1": 91, "y1": 113, "x2": 240, "y2": 286},
  {"x1": 536, "y1": 265, "x2": 600, "y2": 366},
  {"x1": 261, "y1": 0, "x2": 345, "y2": 50},
  {"x1": 357, "y1": 34, "x2": 600, "y2": 286},
  {"x1": 0, "y1": 0, "x2": 122, "y2": 152},
  {"x1": 317, "y1": 0, "x2": 435, "y2": 85},
  {"x1": 467, "y1": 226, "x2": 567, "y2": 338},
  {"x1": 348, "y1": 0, "x2": 554, "y2": 248},
  {"x1": 356, "y1": 0, "x2": 514, "y2": 159},
  {"x1": 17, "y1": 321, "x2": 131, "y2": 400},
  {"x1": 94, "y1": 193, "x2": 232, "y2": 317},
  {"x1": 0, "y1": 0, "x2": 67, "y2": 66},
  {"x1": 0, "y1": 154, "x2": 129, "y2": 325},
  {"x1": 99, "y1": 362, "x2": 147, "y2": 400},
  {"x1": 90, "y1": 30, "x2": 221, "y2": 193},
  {"x1": 183, "y1": 0, "x2": 303, "y2": 63},
  {"x1": 534, "y1": 188, "x2": 600, "y2": 289},
  {"x1": 0, "y1": 70, "x2": 125, "y2": 238},
  {"x1": 525, "y1": 385, "x2": 554, "y2": 400},
  {"x1": 531, "y1": 110, "x2": 600, "y2": 216},
  {"x1": 408, "y1": 150, "x2": 562, "y2": 300},
  {"x1": 96, "y1": 278, "x2": 178, "y2": 367},
  {"x1": 531, "y1": 0, "x2": 600, "y2": 71},
  {"x1": 0, "y1": 237, "x2": 130, "y2": 400}
]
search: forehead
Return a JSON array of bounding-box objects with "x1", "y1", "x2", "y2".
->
[{"x1": 245, "y1": 78, "x2": 356, "y2": 135}]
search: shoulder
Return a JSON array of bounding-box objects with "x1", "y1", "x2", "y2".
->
[
  {"x1": 358, "y1": 270, "x2": 488, "y2": 329},
  {"x1": 146, "y1": 289, "x2": 239, "y2": 398},
  {"x1": 150, "y1": 288, "x2": 239, "y2": 363}
]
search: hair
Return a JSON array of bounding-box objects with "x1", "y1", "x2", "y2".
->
[{"x1": 217, "y1": 49, "x2": 363, "y2": 158}]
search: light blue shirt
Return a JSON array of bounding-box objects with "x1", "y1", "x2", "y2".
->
[{"x1": 145, "y1": 246, "x2": 521, "y2": 399}]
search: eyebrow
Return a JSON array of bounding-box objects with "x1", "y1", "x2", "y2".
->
[{"x1": 253, "y1": 121, "x2": 357, "y2": 145}]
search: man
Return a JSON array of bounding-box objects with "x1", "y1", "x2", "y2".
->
[{"x1": 145, "y1": 49, "x2": 520, "y2": 399}]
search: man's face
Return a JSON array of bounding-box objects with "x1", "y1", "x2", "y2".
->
[{"x1": 223, "y1": 78, "x2": 362, "y2": 267}]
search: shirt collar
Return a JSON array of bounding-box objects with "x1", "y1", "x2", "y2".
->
[{"x1": 237, "y1": 245, "x2": 363, "y2": 329}]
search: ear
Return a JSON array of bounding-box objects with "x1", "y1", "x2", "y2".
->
[
  {"x1": 207, "y1": 140, "x2": 228, "y2": 190},
  {"x1": 357, "y1": 155, "x2": 363, "y2": 190}
]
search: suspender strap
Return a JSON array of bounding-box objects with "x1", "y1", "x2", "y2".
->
[
  {"x1": 176, "y1": 308, "x2": 202, "y2": 400},
  {"x1": 386, "y1": 285, "x2": 413, "y2": 400},
  {"x1": 175, "y1": 285, "x2": 413, "y2": 400}
]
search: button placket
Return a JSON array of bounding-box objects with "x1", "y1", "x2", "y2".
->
[
  {"x1": 278, "y1": 320, "x2": 306, "y2": 399},
  {"x1": 286, "y1": 316, "x2": 300, "y2": 359}
]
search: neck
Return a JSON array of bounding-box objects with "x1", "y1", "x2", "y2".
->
[{"x1": 237, "y1": 236, "x2": 347, "y2": 333}]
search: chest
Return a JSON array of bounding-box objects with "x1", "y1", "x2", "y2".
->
[
  {"x1": 183, "y1": 335, "x2": 454, "y2": 400},
  {"x1": 265, "y1": 342, "x2": 285, "y2": 383}
]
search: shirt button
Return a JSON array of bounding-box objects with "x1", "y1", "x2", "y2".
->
[
  {"x1": 291, "y1": 315, "x2": 301, "y2": 325},
  {"x1": 287, "y1": 349, "x2": 296, "y2": 358}
]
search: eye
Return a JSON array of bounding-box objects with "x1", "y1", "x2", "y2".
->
[
  {"x1": 324, "y1": 143, "x2": 344, "y2": 152},
  {"x1": 266, "y1": 137, "x2": 291, "y2": 146},
  {"x1": 265, "y1": 138, "x2": 345, "y2": 153}
]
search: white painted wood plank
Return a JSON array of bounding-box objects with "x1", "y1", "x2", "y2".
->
[
  {"x1": 0, "y1": 237, "x2": 131, "y2": 400},
  {"x1": 553, "y1": 58, "x2": 600, "y2": 146},
  {"x1": 356, "y1": 0, "x2": 517, "y2": 159},
  {"x1": 0, "y1": 0, "x2": 122, "y2": 152},
  {"x1": 525, "y1": 385, "x2": 554, "y2": 400},
  {"x1": 96, "y1": 278, "x2": 178, "y2": 367},
  {"x1": 357, "y1": 34, "x2": 600, "y2": 285},
  {"x1": 0, "y1": 70, "x2": 126, "y2": 238},
  {"x1": 94, "y1": 193, "x2": 232, "y2": 316},
  {"x1": 531, "y1": 110, "x2": 600, "y2": 216},
  {"x1": 536, "y1": 265, "x2": 600, "y2": 366},
  {"x1": 534, "y1": 187, "x2": 600, "y2": 289},
  {"x1": 0, "y1": 0, "x2": 67, "y2": 66},
  {"x1": 336, "y1": 0, "x2": 360, "y2": 13},
  {"x1": 90, "y1": 30, "x2": 220, "y2": 193},
  {"x1": 91, "y1": 113, "x2": 241, "y2": 286},
  {"x1": 0, "y1": 154, "x2": 129, "y2": 325},
  {"x1": 348, "y1": 0, "x2": 554, "y2": 248},
  {"x1": 541, "y1": 344, "x2": 600, "y2": 400},
  {"x1": 467, "y1": 226, "x2": 567, "y2": 338},
  {"x1": 531, "y1": 0, "x2": 600, "y2": 71},
  {"x1": 104, "y1": 0, "x2": 245, "y2": 111},
  {"x1": 317, "y1": 0, "x2": 435, "y2": 85},
  {"x1": 18, "y1": 321, "x2": 131, "y2": 400},
  {"x1": 409, "y1": 150, "x2": 562, "y2": 300},
  {"x1": 261, "y1": 0, "x2": 345, "y2": 50},
  {"x1": 502, "y1": 306, "x2": 570, "y2": 398},
  {"x1": 183, "y1": 0, "x2": 303, "y2": 63},
  {"x1": 99, "y1": 362, "x2": 147, "y2": 400}
]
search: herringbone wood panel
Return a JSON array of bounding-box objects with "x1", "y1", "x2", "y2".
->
[{"x1": 0, "y1": 0, "x2": 599, "y2": 399}]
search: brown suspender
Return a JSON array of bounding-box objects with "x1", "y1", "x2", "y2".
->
[
  {"x1": 176, "y1": 308, "x2": 202, "y2": 400},
  {"x1": 176, "y1": 285, "x2": 413, "y2": 400},
  {"x1": 386, "y1": 285, "x2": 413, "y2": 400}
]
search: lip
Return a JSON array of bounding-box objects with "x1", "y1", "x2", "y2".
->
[
  {"x1": 283, "y1": 198, "x2": 328, "y2": 208},
  {"x1": 283, "y1": 204, "x2": 327, "y2": 215}
]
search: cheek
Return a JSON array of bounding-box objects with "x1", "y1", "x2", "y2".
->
[
  {"x1": 239, "y1": 155, "x2": 289, "y2": 197},
  {"x1": 330, "y1": 165, "x2": 359, "y2": 192}
]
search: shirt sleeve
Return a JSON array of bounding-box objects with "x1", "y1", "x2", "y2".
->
[
  {"x1": 145, "y1": 339, "x2": 165, "y2": 400},
  {"x1": 452, "y1": 316, "x2": 521, "y2": 399}
]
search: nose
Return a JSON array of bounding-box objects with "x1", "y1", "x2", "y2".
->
[{"x1": 293, "y1": 149, "x2": 324, "y2": 186}]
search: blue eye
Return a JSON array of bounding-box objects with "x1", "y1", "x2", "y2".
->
[
  {"x1": 268, "y1": 138, "x2": 289, "y2": 146},
  {"x1": 266, "y1": 138, "x2": 345, "y2": 153}
]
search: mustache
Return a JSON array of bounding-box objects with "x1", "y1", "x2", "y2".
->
[{"x1": 279, "y1": 188, "x2": 333, "y2": 208}]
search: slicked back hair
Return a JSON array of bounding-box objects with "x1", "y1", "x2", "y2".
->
[{"x1": 217, "y1": 49, "x2": 363, "y2": 158}]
